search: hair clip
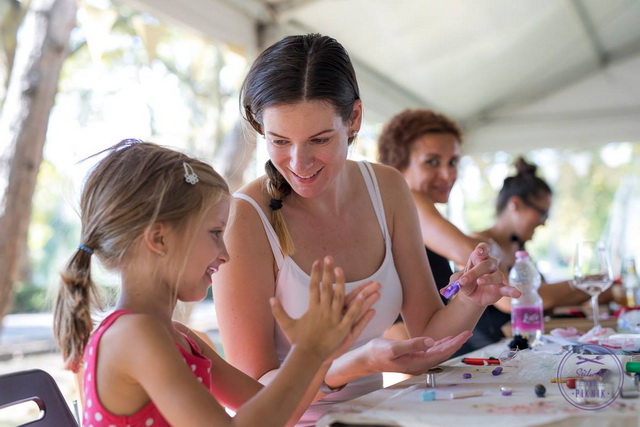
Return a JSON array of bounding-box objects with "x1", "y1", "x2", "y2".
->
[{"x1": 183, "y1": 162, "x2": 199, "y2": 185}]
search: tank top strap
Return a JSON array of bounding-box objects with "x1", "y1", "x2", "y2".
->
[
  {"x1": 98, "y1": 309, "x2": 134, "y2": 331},
  {"x1": 356, "y1": 161, "x2": 389, "y2": 244},
  {"x1": 178, "y1": 331, "x2": 204, "y2": 357},
  {"x1": 233, "y1": 193, "x2": 285, "y2": 268}
]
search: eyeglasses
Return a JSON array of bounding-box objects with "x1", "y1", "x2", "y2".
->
[{"x1": 522, "y1": 198, "x2": 549, "y2": 221}]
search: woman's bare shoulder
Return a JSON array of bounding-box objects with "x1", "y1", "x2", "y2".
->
[
  {"x1": 364, "y1": 161, "x2": 409, "y2": 198},
  {"x1": 366, "y1": 161, "x2": 404, "y2": 181},
  {"x1": 231, "y1": 177, "x2": 272, "y2": 216},
  {"x1": 234, "y1": 176, "x2": 268, "y2": 201}
]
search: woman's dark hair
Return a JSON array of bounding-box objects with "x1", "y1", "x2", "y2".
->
[
  {"x1": 377, "y1": 108, "x2": 463, "y2": 171},
  {"x1": 240, "y1": 33, "x2": 360, "y2": 255},
  {"x1": 496, "y1": 157, "x2": 552, "y2": 214}
]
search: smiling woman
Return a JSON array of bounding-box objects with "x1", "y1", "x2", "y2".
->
[
  {"x1": 377, "y1": 108, "x2": 480, "y2": 296},
  {"x1": 376, "y1": 109, "x2": 489, "y2": 348},
  {"x1": 262, "y1": 101, "x2": 352, "y2": 202},
  {"x1": 214, "y1": 33, "x2": 517, "y2": 426}
]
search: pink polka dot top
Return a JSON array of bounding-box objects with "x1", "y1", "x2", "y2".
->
[{"x1": 82, "y1": 309, "x2": 212, "y2": 427}]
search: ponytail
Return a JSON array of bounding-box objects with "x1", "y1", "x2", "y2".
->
[
  {"x1": 53, "y1": 245, "x2": 100, "y2": 372},
  {"x1": 264, "y1": 160, "x2": 295, "y2": 256}
]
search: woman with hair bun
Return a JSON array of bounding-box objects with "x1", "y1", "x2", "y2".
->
[
  {"x1": 474, "y1": 157, "x2": 553, "y2": 266},
  {"x1": 471, "y1": 157, "x2": 606, "y2": 345}
]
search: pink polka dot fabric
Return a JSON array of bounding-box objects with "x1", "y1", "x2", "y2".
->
[{"x1": 82, "y1": 310, "x2": 212, "y2": 426}]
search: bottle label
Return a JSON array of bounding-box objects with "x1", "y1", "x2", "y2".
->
[{"x1": 512, "y1": 306, "x2": 544, "y2": 331}]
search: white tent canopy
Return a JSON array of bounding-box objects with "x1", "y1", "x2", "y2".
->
[{"x1": 122, "y1": 0, "x2": 640, "y2": 154}]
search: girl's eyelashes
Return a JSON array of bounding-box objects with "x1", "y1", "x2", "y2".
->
[{"x1": 209, "y1": 229, "x2": 224, "y2": 238}]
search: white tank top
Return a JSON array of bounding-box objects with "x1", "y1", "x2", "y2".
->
[{"x1": 234, "y1": 161, "x2": 403, "y2": 426}]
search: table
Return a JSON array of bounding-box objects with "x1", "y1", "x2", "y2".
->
[{"x1": 317, "y1": 339, "x2": 640, "y2": 426}]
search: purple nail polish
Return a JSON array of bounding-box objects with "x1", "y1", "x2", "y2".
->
[
  {"x1": 492, "y1": 367, "x2": 503, "y2": 376},
  {"x1": 443, "y1": 280, "x2": 460, "y2": 299},
  {"x1": 462, "y1": 373, "x2": 472, "y2": 379}
]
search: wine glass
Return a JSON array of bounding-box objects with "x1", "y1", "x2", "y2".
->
[{"x1": 572, "y1": 241, "x2": 614, "y2": 330}]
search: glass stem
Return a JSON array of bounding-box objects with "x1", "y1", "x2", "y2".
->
[{"x1": 591, "y1": 294, "x2": 601, "y2": 328}]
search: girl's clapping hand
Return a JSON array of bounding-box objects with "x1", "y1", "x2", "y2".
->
[{"x1": 270, "y1": 256, "x2": 378, "y2": 363}]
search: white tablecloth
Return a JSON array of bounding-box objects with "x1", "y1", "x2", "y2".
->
[{"x1": 317, "y1": 339, "x2": 640, "y2": 426}]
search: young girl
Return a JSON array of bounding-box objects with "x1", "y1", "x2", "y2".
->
[{"x1": 53, "y1": 139, "x2": 379, "y2": 426}]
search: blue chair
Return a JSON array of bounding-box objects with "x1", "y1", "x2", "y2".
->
[{"x1": 0, "y1": 368, "x2": 79, "y2": 426}]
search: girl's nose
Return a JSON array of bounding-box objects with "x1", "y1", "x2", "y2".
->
[{"x1": 218, "y1": 243, "x2": 230, "y2": 264}]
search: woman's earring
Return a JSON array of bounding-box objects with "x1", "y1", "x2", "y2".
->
[
  {"x1": 351, "y1": 131, "x2": 358, "y2": 138},
  {"x1": 160, "y1": 251, "x2": 166, "y2": 257}
]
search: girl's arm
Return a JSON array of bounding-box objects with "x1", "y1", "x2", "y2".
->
[
  {"x1": 412, "y1": 190, "x2": 483, "y2": 266},
  {"x1": 109, "y1": 258, "x2": 371, "y2": 427},
  {"x1": 106, "y1": 315, "x2": 324, "y2": 427},
  {"x1": 173, "y1": 321, "x2": 262, "y2": 410}
]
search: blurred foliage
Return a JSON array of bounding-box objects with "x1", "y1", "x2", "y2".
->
[
  {"x1": 3, "y1": 0, "x2": 245, "y2": 313},
  {"x1": 11, "y1": 282, "x2": 48, "y2": 313}
]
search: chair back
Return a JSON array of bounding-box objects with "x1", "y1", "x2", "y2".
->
[{"x1": 0, "y1": 368, "x2": 79, "y2": 426}]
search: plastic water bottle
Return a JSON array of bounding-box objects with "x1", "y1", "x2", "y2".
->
[
  {"x1": 509, "y1": 250, "x2": 544, "y2": 345},
  {"x1": 622, "y1": 256, "x2": 640, "y2": 307}
]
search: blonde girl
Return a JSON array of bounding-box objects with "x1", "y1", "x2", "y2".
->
[{"x1": 54, "y1": 140, "x2": 378, "y2": 426}]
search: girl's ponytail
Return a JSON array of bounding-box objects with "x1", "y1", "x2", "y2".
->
[{"x1": 54, "y1": 244, "x2": 99, "y2": 372}]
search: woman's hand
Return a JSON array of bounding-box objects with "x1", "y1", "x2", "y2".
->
[
  {"x1": 362, "y1": 331, "x2": 472, "y2": 375},
  {"x1": 449, "y1": 243, "x2": 521, "y2": 306},
  {"x1": 269, "y1": 256, "x2": 378, "y2": 363}
]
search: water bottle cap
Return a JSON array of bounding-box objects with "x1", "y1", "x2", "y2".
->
[{"x1": 515, "y1": 250, "x2": 529, "y2": 259}]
